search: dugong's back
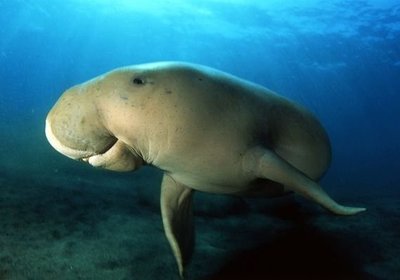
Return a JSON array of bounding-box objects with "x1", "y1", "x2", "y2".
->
[{"x1": 145, "y1": 63, "x2": 331, "y2": 190}]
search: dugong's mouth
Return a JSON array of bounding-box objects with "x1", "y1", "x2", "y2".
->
[
  {"x1": 45, "y1": 118, "x2": 116, "y2": 161},
  {"x1": 46, "y1": 117, "x2": 140, "y2": 172}
]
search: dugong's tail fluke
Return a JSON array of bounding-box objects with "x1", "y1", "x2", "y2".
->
[{"x1": 244, "y1": 147, "x2": 366, "y2": 216}]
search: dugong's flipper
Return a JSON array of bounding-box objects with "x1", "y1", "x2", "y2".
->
[
  {"x1": 161, "y1": 174, "x2": 194, "y2": 279},
  {"x1": 244, "y1": 147, "x2": 366, "y2": 215}
]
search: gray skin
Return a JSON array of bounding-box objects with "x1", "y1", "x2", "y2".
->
[{"x1": 45, "y1": 62, "x2": 365, "y2": 278}]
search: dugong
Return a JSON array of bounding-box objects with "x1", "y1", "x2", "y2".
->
[{"x1": 45, "y1": 62, "x2": 365, "y2": 278}]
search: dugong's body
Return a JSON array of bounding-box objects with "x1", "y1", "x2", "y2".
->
[{"x1": 45, "y1": 62, "x2": 365, "y2": 278}]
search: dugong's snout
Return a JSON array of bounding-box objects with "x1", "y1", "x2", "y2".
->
[
  {"x1": 45, "y1": 117, "x2": 97, "y2": 160},
  {"x1": 45, "y1": 85, "x2": 115, "y2": 159},
  {"x1": 46, "y1": 85, "x2": 143, "y2": 172}
]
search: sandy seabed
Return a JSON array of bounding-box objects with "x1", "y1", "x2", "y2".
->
[{"x1": 0, "y1": 165, "x2": 399, "y2": 280}]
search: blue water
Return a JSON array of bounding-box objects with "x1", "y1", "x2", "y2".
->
[{"x1": 0, "y1": 1, "x2": 399, "y2": 279}]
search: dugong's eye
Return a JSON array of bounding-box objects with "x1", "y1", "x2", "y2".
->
[{"x1": 132, "y1": 77, "x2": 145, "y2": 85}]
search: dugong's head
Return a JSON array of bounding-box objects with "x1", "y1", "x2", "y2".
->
[{"x1": 45, "y1": 65, "x2": 159, "y2": 171}]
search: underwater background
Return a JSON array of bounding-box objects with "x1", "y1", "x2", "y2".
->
[{"x1": 0, "y1": 0, "x2": 399, "y2": 279}]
